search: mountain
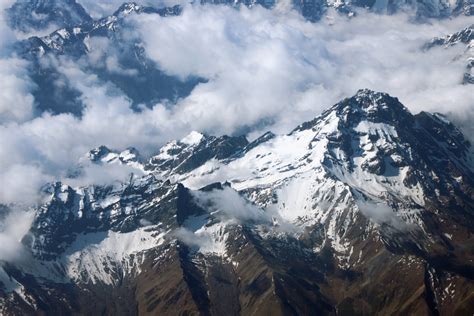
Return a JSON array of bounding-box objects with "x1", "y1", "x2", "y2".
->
[
  {"x1": 201, "y1": 0, "x2": 473, "y2": 20},
  {"x1": 1, "y1": 89, "x2": 474, "y2": 315},
  {"x1": 9, "y1": 1, "x2": 472, "y2": 117},
  {"x1": 6, "y1": 0, "x2": 473, "y2": 33},
  {"x1": 314, "y1": 0, "x2": 469, "y2": 20},
  {"x1": 425, "y1": 24, "x2": 474, "y2": 84},
  {"x1": 15, "y1": 2, "x2": 200, "y2": 116},
  {"x1": 6, "y1": 0, "x2": 92, "y2": 33}
]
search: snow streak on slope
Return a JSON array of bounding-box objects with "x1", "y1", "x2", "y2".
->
[
  {"x1": 3, "y1": 226, "x2": 167, "y2": 289},
  {"x1": 2, "y1": 90, "x2": 473, "y2": 313}
]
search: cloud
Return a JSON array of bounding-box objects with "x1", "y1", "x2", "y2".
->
[
  {"x1": 0, "y1": 0, "x2": 16, "y2": 46},
  {"x1": 0, "y1": 207, "x2": 35, "y2": 262},
  {"x1": 0, "y1": 58, "x2": 36, "y2": 124},
  {"x1": 191, "y1": 186, "x2": 299, "y2": 233},
  {"x1": 356, "y1": 199, "x2": 409, "y2": 230},
  {"x1": 0, "y1": 1, "x2": 36, "y2": 124},
  {"x1": 192, "y1": 186, "x2": 271, "y2": 223},
  {"x1": 135, "y1": 5, "x2": 474, "y2": 137},
  {"x1": 0, "y1": 4, "x2": 473, "y2": 206},
  {"x1": 82, "y1": 36, "x2": 139, "y2": 76},
  {"x1": 173, "y1": 226, "x2": 212, "y2": 248},
  {"x1": 65, "y1": 162, "x2": 145, "y2": 188},
  {"x1": 174, "y1": 186, "x2": 287, "y2": 254},
  {"x1": 0, "y1": 164, "x2": 50, "y2": 205}
]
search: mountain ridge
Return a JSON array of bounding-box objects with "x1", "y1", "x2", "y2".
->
[{"x1": 1, "y1": 89, "x2": 474, "y2": 315}]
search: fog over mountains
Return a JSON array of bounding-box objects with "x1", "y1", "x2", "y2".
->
[{"x1": 0, "y1": 0, "x2": 473, "y2": 315}]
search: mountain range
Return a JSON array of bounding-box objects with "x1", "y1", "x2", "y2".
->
[
  {"x1": 6, "y1": 0, "x2": 474, "y2": 30},
  {"x1": 1, "y1": 1, "x2": 474, "y2": 315},
  {"x1": 1, "y1": 89, "x2": 473, "y2": 315},
  {"x1": 8, "y1": 1, "x2": 473, "y2": 121}
]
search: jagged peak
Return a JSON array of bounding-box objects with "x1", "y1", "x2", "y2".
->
[
  {"x1": 424, "y1": 24, "x2": 474, "y2": 49},
  {"x1": 293, "y1": 89, "x2": 411, "y2": 133},
  {"x1": 241, "y1": 131, "x2": 275, "y2": 153},
  {"x1": 180, "y1": 131, "x2": 205, "y2": 146},
  {"x1": 113, "y1": 2, "x2": 143, "y2": 16},
  {"x1": 86, "y1": 145, "x2": 112, "y2": 162},
  {"x1": 148, "y1": 132, "x2": 248, "y2": 174},
  {"x1": 349, "y1": 89, "x2": 407, "y2": 112},
  {"x1": 83, "y1": 145, "x2": 142, "y2": 166},
  {"x1": 159, "y1": 131, "x2": 248, "y2": 151},
  {"x1": 325, "y1": 89, "x2": 412, "y2": 129},
  {"x1": 112, "y1": 2, "x2": 182, "y2": 18},
  {"x1": 118, "y1": 147, "x2": 141, "y2": 162}
]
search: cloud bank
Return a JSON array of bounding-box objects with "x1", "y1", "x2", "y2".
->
[
  {"x1": 135, "y1": 6, "x2": 473, "y2": 137},
  {"x1": 0, "y1": 207, "x2": 35, "y2": 262},
  {"x1": 0, "y1": 4, "x2": 473, "y2": 205},
  {"x1": 193, "y1": 186, "x2": 271, "y2": 223}
]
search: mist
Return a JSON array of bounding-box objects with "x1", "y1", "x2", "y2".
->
[
  {"x1": 192, "y1": 187, "x2": 271, "y2": 223},
  {"x1": 0, "y1": 207, "x2": 35, "y2": 262}
]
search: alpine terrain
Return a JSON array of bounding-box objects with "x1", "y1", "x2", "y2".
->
[
  {"x1": 1, "y1": 0, "x2": 474, "y2": 315},
  {"x1": 1, "y1": 90, "x2": 474, "y2": 315}
]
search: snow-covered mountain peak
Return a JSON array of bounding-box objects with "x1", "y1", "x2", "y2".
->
[
  {"x1": 86, "y1": 145, "x2": 113, "y2": 162},
  {"x1": 291, "y1": 89, "x2": 411, "y2": 136},
  {"x1": 176, "y1": 90, "x2": 472, "y2": 231},
  {"x1": 333, "y1": 89, "x2": 411, "y2": 126},
  {"x1": 82, "y1": 145, "x2": 143, "y2": 170},
  {"x1": 181, "y1": 131, "x2": 205, "y2": 146},
  {"x1": 2, "y1": 90, "x2": 474, "y2": 313},
  {"x1": 426, "y1": 24, "x2": 474, "y2": 48},
  {"x1": 147, "y1": 133, "x2": 249, "y2": 175},
  {"x1": 352, "y1": 89, "x2": 407, "y2": 111},
  {"x1": 425, "y1": 25, "x2": 474, "y2": 84},
  {"x1": 113, "y1": 2, "x2": 144, "y2": 17}
]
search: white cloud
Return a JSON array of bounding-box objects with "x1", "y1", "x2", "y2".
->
[
  {"x1": 192, "y1": 186, "x2": 299, "y2": 233},
  {"x1": 0, "y1": 5, "x2": 473, "y2": 206},
  {"x1": 65, "y1": 163, "x2": 145, "y2": 188},
  {"x1": 0, "y1": 164, "x2": 49, "y2": 205},
  {"x1": 0, "y1": 1, "x2": 36, "y2": 124},
  {"x1": 192, "y1": 186, "x2": 271, "y2": 223},
  {"x1": 135, "y1": 6, "x2": 474, "y2": 136},
  {"x1": 0, "y1": 207, "x2": 35, "y2": 262},
  {"x1": 356, "y1": 200, "x2": 407, "y2": 229},
  {"x1": 82, "y1": 36, "x2": 139, "y2": 75},
  {"x1": 0, "y1": 58, "x2": 36, "y2": 124}
]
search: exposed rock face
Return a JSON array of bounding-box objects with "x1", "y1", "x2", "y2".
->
[
  {"x1": 425, "y1": 25, "x2": 474, "y2": 84},
  {"x1": 14, "y1": 3, "x2": 199, "y2": 116},
  {"x1": 1, "y1": 90, "x2": 473, "y2": 315},
  {"x1": 6, "y1": 0, "x2": 92, "y2": 32},
  {"x1": 8, "y1": 1, "x2": 472, "y2": 118},
  {"x1": 201, "y1": 0, "x2": 473, "y2": 20}
]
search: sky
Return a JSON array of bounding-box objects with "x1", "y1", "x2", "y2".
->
[{"x1": 0, "y1": 2, "x2": 472, "y2": 208}]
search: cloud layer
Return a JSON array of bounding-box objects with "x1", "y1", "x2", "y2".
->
[
  {"x1": 0, "y1": 207, "x2": 35, "y2": 262},
  {"x1": 0, "y1": 4, "x2": 473, "y2": 205},
  {"x1": 193, "y1": 186, "x2": 271, "y2": 223},
  {"x1": 135, "y1": 6, "x2": 473, "y2": 137}
]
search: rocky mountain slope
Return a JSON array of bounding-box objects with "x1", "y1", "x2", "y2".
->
[
  {"x1": 9, "y1": 0, "x2": 474, "y2": 34},
  {"x1": 10, "y1": 0, "x2": 473, "y2": 120},
  {"x1": 14, "y1": 2, "x2": 200, "y2": 116},
  {"x1": 7, "y1": 0, "x2": 472, "y2": 32},
  {"x1": 425, "y1": 24, "x2": 474, "y2": 84},
  {"x1": 6, "y1": 0, "x2": 92, "y2": 33},
  {"x1": 1, "y1": 90, "x2": 473, "y2": 315}
]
